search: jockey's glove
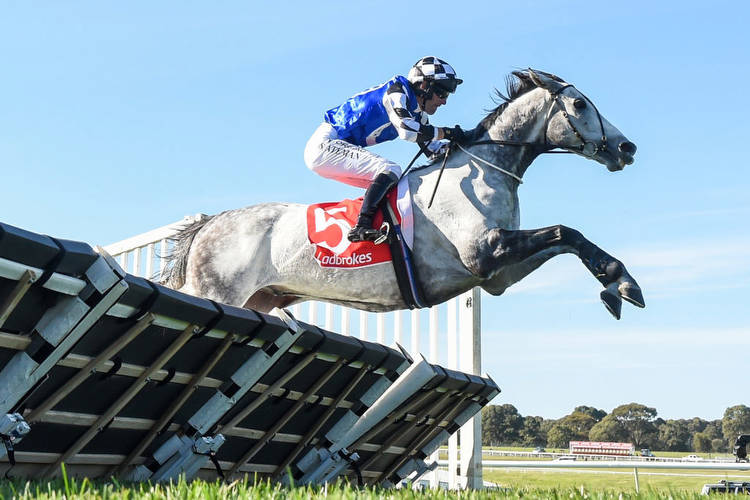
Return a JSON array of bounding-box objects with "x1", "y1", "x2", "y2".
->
[{"x1": 443, "y1": 125, "x2": 466, "y2": 143}]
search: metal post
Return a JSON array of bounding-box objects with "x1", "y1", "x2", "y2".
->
[
  {"x1": 459, "y1": 288, "x2": 482, "y2": 489},
  {"x1": 341, "y1": 308, "x2": 350, "y2": 336},
  {"x1": 447, "y1": 297, "x2": 459, "y2": 489},
  {"x1": 309, "y1": 301, "x2": 318, "y2": 326},
  {"x1": 410, "y1": 310, "x2": 420, "y2": 356},
  {"x1": 377, "y1": 312, "x2": 385, "y2": 344},
  {"x1": 325, "y1": 303, "x2": 334, "y2": 331},
  {"x1": 394, "y1": 310, "x2": 402, "y2": 345},
  {"x1": 145, "y1": 243, "x2": 155, "y2": 280},
  {"x1": 359, "y1": 311, "x2": 368, "y2": 341},
  {"x1": 428, "y1": 306, "x2": 439, "y2": 488},
  {"x1": 159, "y1": 239, "x2": 168, "y2": 278},
  {"x1": 133, "y1": 247, "x2": 142, "y2": 277}
]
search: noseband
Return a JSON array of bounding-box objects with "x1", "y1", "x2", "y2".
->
[{"x1": 545, "y1": 84, "x2": 608, "y2": 157}]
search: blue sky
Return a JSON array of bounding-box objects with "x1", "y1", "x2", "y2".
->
[{"x1": 2, "y1": 1, "x2": 749, "y2": 420}]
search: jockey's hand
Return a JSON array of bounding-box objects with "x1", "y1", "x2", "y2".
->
[{"x1": 443, "y1": 125, "x2": 466, "y2": 143}]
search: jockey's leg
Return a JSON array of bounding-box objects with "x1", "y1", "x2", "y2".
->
[
  {"x1": 348, "y1": 171, "x2": 399, "y2": 242},
  {"x1": 304, "y1": 122, "x2": 402, "y2": 241}
]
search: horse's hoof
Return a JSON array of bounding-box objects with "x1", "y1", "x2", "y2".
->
[
  {"x1": 619, "y1": 283, "x2": 645, "y2": 308},
  {"x1": 600, "y1": 289, "x2": 622, "y2": 320}
]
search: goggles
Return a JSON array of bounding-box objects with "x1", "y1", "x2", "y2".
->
[{"x1": 430, "y1": 79, "x2": 460, "y2": 98}]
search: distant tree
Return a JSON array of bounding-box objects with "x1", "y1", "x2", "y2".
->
[
  {"x1": 481, "y1": 404, "x2": 523, "y2": 446},
  {"x1": 658, "y1": 420, "x2": 692, "y2": 451},
  {"x1": 539, "y1": 419, "x2": 557, "y2": 448},
  {"x1": 712, "y1": 438, "x2": 727, "y2": 453},
  {"x1": 589, "y1": 415, "x2": 628, "y2": 443},
  {"x1": 694, "y1": 432, "x2": 712, "y2": 453},
  {"x1": 609, "y1": 403, "x2": 659, "y2": 448},
  {"x1": 481, "y1": 406, "x2": 502, "y2": 446},
  {"x1": 520, "y1": 416, "x2": 546, "y2": 447},
  {"x1": 481, "y1": 406, "x2": 500, "y2": 446},
  {"x1": 496, "y1": 404, "x2": 524, "y2": 445},
  {"x1": 686, "y1": 417, "x2": 709, "y2": 435},
  {"x1": 540, "y1": 418, "x2": 557, "y2": 435},
  {"x1": 704, "y1": 420, "x2": 726, "y2": 451},
  {"x1": 704, "y1": 421, "x2": 723, "y2": 440},
  {"x1": 722, "y1": 405, "x2": 750, "y2": 442},
  {"x1": 547, "y1": 423, "x2": 576, "y2": 448},
  {"x1": 558, "y1": 412, "x2": 598, "y2": 441},
  {"x1": 574, "y1": 406, "x2": 607, "y2": 422}
]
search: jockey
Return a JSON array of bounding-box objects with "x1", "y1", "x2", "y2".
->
[{"x1": 304, "y1": 56, "x2": 466, "y2": 242}]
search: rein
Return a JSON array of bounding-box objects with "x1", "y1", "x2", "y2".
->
[{"x1": 456, "y1": 143, "x2": 524, "y2": 184}]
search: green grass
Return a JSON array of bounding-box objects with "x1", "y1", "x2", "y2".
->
[
  {"x1": 0, "y1": 463, "x2": 745, "y2": 499},
  {"x1": 0, "y1": 477, "x2": 718, "y2": 500},
  {"x1": 483, "y1": 467, "x2": 749, "y2": 493}
]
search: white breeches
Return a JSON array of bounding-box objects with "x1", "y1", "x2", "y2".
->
[{"x1": 304, "y1": 123, "x2": 402, "y2": 189}]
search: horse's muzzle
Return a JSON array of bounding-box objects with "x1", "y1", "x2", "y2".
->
[
  {"x1": 619, "y1": 141, "x2": 637, "y2": 156},
  {"x1": 615, "y1": 140, "x2": 637, "y2": 169}
]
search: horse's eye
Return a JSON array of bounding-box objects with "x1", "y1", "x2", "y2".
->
[{"x1": 574, "y1": 98, "x2": 586, "y2": 110}]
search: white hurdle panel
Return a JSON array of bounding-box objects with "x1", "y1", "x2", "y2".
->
[{"x1": 103, "y1": 215, "x2": 484, "y2": 489}]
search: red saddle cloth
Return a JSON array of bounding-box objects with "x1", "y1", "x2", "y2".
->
[{"x1": 306, "y1": 190, "x2": 400, "y2": 269}]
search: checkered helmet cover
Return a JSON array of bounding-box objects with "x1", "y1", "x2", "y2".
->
[{"x1": 407, "y1": 56, "x2": 463, "y2": 86}]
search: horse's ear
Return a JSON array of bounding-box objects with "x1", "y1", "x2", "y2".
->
[{"x1": 527, "y1": 68, "x2": 566, "y2": 93}]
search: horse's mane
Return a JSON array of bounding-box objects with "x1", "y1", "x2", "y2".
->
[{"x1": 478, "y1": 69, "x2": 564, "y2": 131}]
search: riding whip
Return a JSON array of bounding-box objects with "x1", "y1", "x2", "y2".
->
[
  {"x1": 427, "y1": 143, "x2": 452, "y2": 208},
  {"x1": 399, "y1": 141, "x2": 430, "y2": 181}
]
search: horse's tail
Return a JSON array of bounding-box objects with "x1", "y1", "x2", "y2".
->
[{"x1": 160, "y1": 214, "x2": 215, "y2": 289}]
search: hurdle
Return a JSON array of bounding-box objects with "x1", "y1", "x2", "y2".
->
[
  {"x1": 103, "y1": 214, "x2": 486, "y2": 488},
  {"x1": 0, "y1": 219, "x2": 495, "y2": 488}
]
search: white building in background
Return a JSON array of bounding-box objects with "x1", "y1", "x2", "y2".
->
[{"x1": 569, "y1": 441, "x2": 635, "y2": 456}]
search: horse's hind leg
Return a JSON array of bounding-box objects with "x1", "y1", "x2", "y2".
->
[{"x1": 475, "y1": 225, "x2": 645, "y2": 319}]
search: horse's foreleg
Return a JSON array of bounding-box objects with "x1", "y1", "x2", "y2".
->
[{"x1": 474, "y1": 225, "x2": 644, "y2": 319}]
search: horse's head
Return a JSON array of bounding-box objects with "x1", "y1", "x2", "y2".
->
[{"x1": 526, "y1": 69, "x2": 637, "y2": 172}]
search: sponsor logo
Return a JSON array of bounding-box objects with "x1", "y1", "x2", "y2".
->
[
  {"x1": 307, "y1": 198, "x2": 397, "y2": 269},
  {"x1": 318, "y1": 251, "x2": 373, "y2": 266}
]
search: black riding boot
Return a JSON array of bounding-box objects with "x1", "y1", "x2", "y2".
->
[{"x1": 348, "y1": 172, "x2": 399, "y2": 243}]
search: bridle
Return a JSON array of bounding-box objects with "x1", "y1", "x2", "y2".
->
[
  {"x1": 544, "y1": 84, "x2": 608, "y2": 157},
  {"x1": 411, "y1": 82, "x2": 610, "y2": 207},
  {"x1": 466, "y1": 83, "x2": 609, "y2": 175}
]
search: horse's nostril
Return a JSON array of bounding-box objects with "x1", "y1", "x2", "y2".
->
[{"x1": 619, "y1": 141, "x2": 637, "y2": 155}]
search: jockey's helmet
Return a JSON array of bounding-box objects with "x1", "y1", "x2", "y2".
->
[{"x1": 407, "y1": 56, "x2": 463, "y2": 96}]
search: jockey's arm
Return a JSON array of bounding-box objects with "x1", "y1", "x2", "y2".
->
[
  {"x1": 383, "y1": 81, "x2": 440, "y2": 143},
  {"x1": 417, "y1": 113, "x2": 450, "y2": 158}
]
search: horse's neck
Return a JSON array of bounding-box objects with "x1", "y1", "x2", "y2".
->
[
  {"x1": 435, "y1": 89, "x2": 551, "y2": 200},
  {"x1": 410, "y1": 89, "x2": 551, "y2": 230},
  {"x1": 479, "y1": 87, "x2": 550, "y2": 180}
]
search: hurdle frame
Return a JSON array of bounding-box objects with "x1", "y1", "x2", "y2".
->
[{"x1": 103, "y1": 214, "x2": 484, "y2": 489}]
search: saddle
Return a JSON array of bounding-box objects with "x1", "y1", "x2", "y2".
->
[{"x1": 306, "y1": 187, "x2": 427, "y2": 308}]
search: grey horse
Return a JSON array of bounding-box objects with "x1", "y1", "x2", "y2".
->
[{"x1": 164, "y1": 69, "x2": 644, "y2": 319}]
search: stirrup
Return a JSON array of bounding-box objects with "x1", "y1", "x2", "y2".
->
[
  {"x1": 373, "y1": 222, "x2": 390, "y2": 245},
  {"x1": 347, "y1": 222, "x2": 390, "y2": 244}
]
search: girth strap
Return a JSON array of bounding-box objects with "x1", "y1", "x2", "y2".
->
[{"x1": 381, "y1": 202, "x2": 429, "y2": 309}]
